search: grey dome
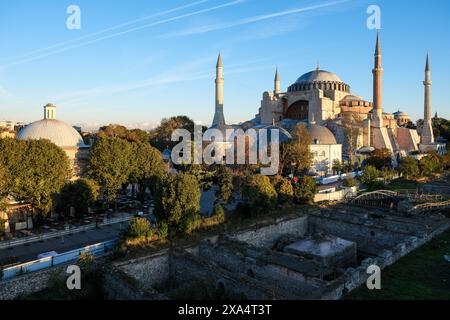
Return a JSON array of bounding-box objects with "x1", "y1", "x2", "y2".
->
[
  {"x1": 295, "y1": 69, "x2": 342, "y2": 84},
  {"x1": 307, "y1": 123, "x2": 337, "y2": 145},
  {"x1": 17, "y1": 119, "x2": 86, "y2": 148}
]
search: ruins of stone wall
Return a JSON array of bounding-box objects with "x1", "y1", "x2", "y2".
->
[
  {"x1": 231, "y1": 215, "x2": 308, "y2": 248},
  {"x1": 113, "y1": 249, "x2": 170, "y2": 288},
  {"x1": 0, "y1": 264, "x2": 67, "y2": 300}
]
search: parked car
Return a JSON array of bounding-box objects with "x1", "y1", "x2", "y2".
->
[{"x1": 37, "y1": 251, "x2": 58, "y2": 259}]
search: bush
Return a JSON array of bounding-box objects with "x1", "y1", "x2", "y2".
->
[
  {"x1": 157, "y1": 221, "x2": 169, "y2": 239},
  {"x1": 212, "y1": 203, "x2": 225, "y2": 223},
  {"x1": 293, "y1": 176, "x2": 317, "y2": 204},
  {"x1": 215, "y1": 167, "x2": 234, "y2": 205},
  {"x1": 127, "y1": 217, "x2": 150, "y2": 239},
  {"x1": 78, "y1": 252, "x2": 95, "y2": 268},
  {"x1": 398, "y1": 157, "x2": 420, "y2": 179},
  {"x1": 360, "y1": 166, "x2": 380, "y2": 187},
  {"x1": 343, "y1": 177, "x2": 357, "y2": 188}
]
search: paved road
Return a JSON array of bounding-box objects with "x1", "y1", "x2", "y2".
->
[{"x1": 0, "y1": 220, "x2": 130, "y2": 265}]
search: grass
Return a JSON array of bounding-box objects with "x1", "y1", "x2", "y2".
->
[
  {"x1": 346, "y1": 228, "x2": 450, "y2": 300},
  {"x1": 387, "y1": 179, "x2": 423, "y2": 191}
]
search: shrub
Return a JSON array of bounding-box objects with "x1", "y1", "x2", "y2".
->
[
  {"x1": 157, "y1": 221, "x2": 169, "y2": 239},
  {"x1": 127, "y1": 217, "x2": 150, "y2": 239},
  {"x1": 78, "y1": 252, "x2": 95, "y2": 268},
  {"x1": 398, "y1": 157, "x2": 420, "y2": 179},
  {"x1": 212, "y1": 203, "x2": 225, "y2": 223},
  {"x1": 343, "y1": 177, "x2": 357, "y2": 188},
  {"x1": 360, "y1": 166, "x2": 380, "y2": 187}
]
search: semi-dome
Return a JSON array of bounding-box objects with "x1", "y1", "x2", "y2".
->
[
  {"x1": 307, "y1": 123, "x2": 337, "y2": 145},
  {"x1": 17, "y1": 119, "x2": 86, "y2": 148}
]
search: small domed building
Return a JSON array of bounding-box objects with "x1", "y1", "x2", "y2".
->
[
  {"x1": 393, "y1": 110, "x2": 411, "y2": 127},
  {"x1": 16, "y1": 103, "x2": 90, "y2": 178}
]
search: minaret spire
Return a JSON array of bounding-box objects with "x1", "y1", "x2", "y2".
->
[
  {"x1": 274, "y1": 66, "x2": 281, "y2": 94},
  {"x1": 421, "y1": 51, "x2": 434, "y2": 144},
  {"x1": 372, "y1": 31, "x2": 383, "y2": 127},
  {"x1": 212, "y1": 52, "x2": 226, "y2": 128}
]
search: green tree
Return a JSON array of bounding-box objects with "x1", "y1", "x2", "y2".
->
[
  {"x1": 88, "y1": 137, "x2": 133, "y2": 203},
  {"x1": 271, "y1": 175, "x2": 293, "y2": 203},
  {"x1": 360, "y1": 165, "x2": 381, "y2": 189},
  {"x1": 241, "y1": 175, "x2": 277, "y2": 214},
  {"x1": 127, "y1": 216, "x2": 151, "y2": 238},
  {"x1": 366, "y1": 148, "x2": 392, "y2": 170},
  {"x1": 293, "y1": 176, "x2": 317, "y2": 204},
  {"x1": 398, "y1": 157, "x2": 420, "y2": 179},
  {"x1": 215, "y1": 166, "x2": 233, "y2": 205},
  {"x1": 97, "y1": 124, "x2": 150, "y2": 143},
  {"x1": 0, "y1": 139, "x2": 71, "y2": 215},
  {"x1": 279, "y1": 124, "x2": 313, "y2": 175},
  {"x1": 332, "y1": 159, "x2": 343, "y2": 175},
  {"x1": 149, "y1": 116, "x2": 196, "y2": 151},
  {"x1": 59, "y1": 179, "x2": 100, "y2": 218},
  {"x1": 129, "y1": 142, "x2": 166, "y2": 200},
  {"x1": 380, "y1": 167, "x2": 396, "y2": 184},
  {"x1": 419, "y1": 152, "x2": 443, "y2": 175},
  {"x1": 343, "y1": 176, "x2": 357, "y2": 188},
  {"x1": 154, "y1": 173, "x2": 201, "y2": 236}
]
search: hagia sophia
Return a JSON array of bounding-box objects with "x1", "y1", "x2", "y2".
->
[
  {"x1": 7, "y1": 33, "x2": 446, "y2": 178},
  {"x1": 211, "y1": 32, "x2": 446, "y2": 174}
]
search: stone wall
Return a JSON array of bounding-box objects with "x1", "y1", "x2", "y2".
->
[
  {"x1": 231, "y1": 215, "x2": 308, "y2": 248},
  {"x1": 0, "y1": 263, "x2": 68, "y2": 300}
]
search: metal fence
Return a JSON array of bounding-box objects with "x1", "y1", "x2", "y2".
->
[
  {"x1": 0, "y1": 214, "x2": 131, "y2": 250},
  {"x1": 1, "y1": 239, "x2": 117, "y2": 281}
]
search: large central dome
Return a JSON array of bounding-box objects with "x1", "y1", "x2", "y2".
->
[
  {"x1": 17, "y1": 119, "x2": 86, "y2": 148},
  {"x1": 288, "y1": 68, "x2": 350, "y2": 93},
  {"x1": 295, "y1": 69, "x2": 342, "y2": 84}
]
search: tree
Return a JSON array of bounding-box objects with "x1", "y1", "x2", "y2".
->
[
  {"x1": 88, "y1": 137, "x2": 133, "y2": 203},
  {"x1": 97, "y1": 124, "x2": 150, "y2": 143},
  {"x1": 127, "y1": 216, "x2": 151, "y2": 239},
  {"x1": 332, "y1": 159, "x2": 343, "y2": 175},
  {"x1": 128, "y1": 142, "x2": 166, "y2": 200},
  {"x1": 154, "y1": 173, "x2": 201, "y2": 236},
  {"x1": 59, "y1": 179, "x2": 100, "y2": 218},
  {"x1": 343, "y1": 176, "x2": 357, "y2": 188},
  {"x1": 360, "y1": 166, "x2": 380, "y2": 188},
  {"x1": 215, "y1": 166, "x2": 233, "y2": 205},
  {"x1": 271, "y1": 175, "x2": 293, "y2": 203},
  {"x1": 292, "y1": 176, "x2": 317, "y2": 204},
  {"x1": 280, "y1": 124, "x2": 313, "y2": 175},
  {"x1": 149, "y1": 116, "x2": 196, "y2": 151},
  {"x1": 0, "y1": 139, "x2": 71, "y2": 215},
  {"x1": 398, "y1": 157, "x2": 420, "y2": 179},
  {"x1": 419, "y1": 152, "x2": 443, "y2": 175},
  {"x1": 241, "y1": 175, "x2": 277, "y2": 214},
  {"x1": 365, "y1": 148, "x2": 392, "y2": 170}
]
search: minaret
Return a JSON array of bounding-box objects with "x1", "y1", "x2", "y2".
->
[
  {"x1": 212, "y1": 52, "x2": 226, "y2": 128},
  {"x1": 274, "y1": 66, "x2": 281, "y2": 95},
  {"x1": 43, "y1": 103, "x2": 56, "y2": 120},
  {"x1": 372, "y1": 31, "x2": 383, "y2": 127},
  {"x1": 421, "y1": 52, "x2": 434, "y2": 144}
]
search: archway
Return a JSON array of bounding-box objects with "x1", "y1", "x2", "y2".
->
[{"x1": 284, "y1": 100, "x2": 309, "y2": 121}]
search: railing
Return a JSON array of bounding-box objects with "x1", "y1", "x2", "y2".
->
[
  {"x1": 1, "y1": 239, "x2": 117, "y2": 281},
  {"x1": 0, "y1": 214, "x2": 132, "y2": 250}
]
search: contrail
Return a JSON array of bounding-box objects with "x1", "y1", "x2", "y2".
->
[
  {"x1": 21, "y1": 0, "x2": 211, "y2": 58},
  {"x1": 168, "y1": 0, "x2": 351, "y2": 37},
  {"x1": 0, "y1": 0, "x2": 245, "y2": 70}
]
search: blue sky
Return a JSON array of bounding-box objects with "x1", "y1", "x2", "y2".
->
[{"x1": 0, "y1": 0, "x2": 449, "y2": 130}]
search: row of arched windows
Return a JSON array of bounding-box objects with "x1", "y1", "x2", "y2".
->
[{"x1": 288, "y1": 82, "x2": 350, "y2": 93}]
